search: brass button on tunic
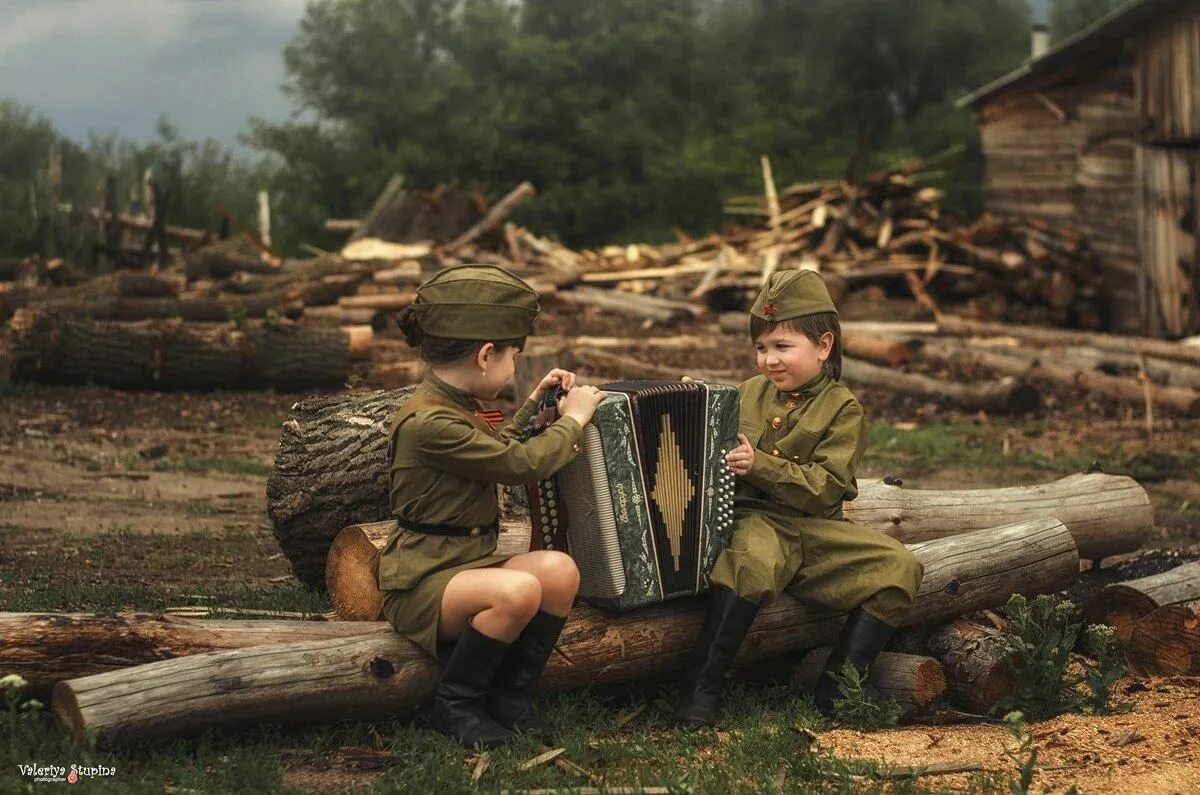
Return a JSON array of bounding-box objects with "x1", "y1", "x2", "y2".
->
[{"x1": 377, "y1": 371, "x2": 584, "y2": 658}]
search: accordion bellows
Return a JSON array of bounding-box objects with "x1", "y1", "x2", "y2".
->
[{"x1": 530, "y1": 380, "x2": 739, "y2": 611}]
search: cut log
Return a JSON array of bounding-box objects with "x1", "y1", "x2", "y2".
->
[
  {"x1": 0, "y1": 613, "x2": 392, "y2": 697},
  {"x1": 850, "y1": 473, "x2": 1150, "y2": 562},
  {"x1": 343, "y1": 325, "x2": 374, "y2": 360},
  {"x1": 54, "y1": 519, "x2": 1078, "y2": 745},
  {"x1": 267, "y1": 388, "x2": 417, "y2": 587},
  {"x1": 841, "y1": 357, "x2": 1040, "y2": 415},
  {"x1": 267, "y1": 384, "x2": 1148, "y2": 586},
  {"x1": 921, "y1": 339, "x2": 1200, "y2": 417},
  {"x1": 9, "y1": 309, "x2": 352, "y2": 391},
  {"x1": 554, "y1": 286, "x2": 702, "y2": 323},
  {"x1": 441, "y1": 182, "x2": 536, "y2": 252},
  {"x1": 1083, "y1": 561, "x2": 1200, "y2": 642},
  {"x1": 902, "y1": 618, "x2": 1015, "y2": 713},
  {"x1": 183, "y1": 238, "x2": 278, "y2": 280},
  {"x1": 842, "y1": 332, "x2": 915, "y2": 368},
  {"x1": 938, "y1": 315, "x2": 1200, "y2": 367},
  {"x1": 43, "y1": 292, "x2": 303, "y2": 322},
  {"x1": 347, "y1": 174, "x2": 405, "y2": 244},
  {"x1": 115, "y1": 270, "x2": 184, "y2": 298},
  {"x1": 1127, "y1": 603, "x2": 1200, "y2": 675},
  {"x1": 337, "y1": 291, "x2": 416, "y2": 311},
  {"x1": 794, "y1": 648, "x2": 946, "y2": 714}
]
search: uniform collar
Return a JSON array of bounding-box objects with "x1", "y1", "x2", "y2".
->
[
  {"x1": 777, "y1": 370, "x2": 830, "y2": 401},
  {"x1": 422, "y1": 370, "x2": 484, "y2": 412}
]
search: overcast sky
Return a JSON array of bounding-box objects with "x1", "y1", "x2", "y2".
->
[
  {"x1": 0, "y1": 0, "x2": 309, "y2": 150},
  {"x1": 0, "y1": 0, "x2": 1050, "y2": 153}
]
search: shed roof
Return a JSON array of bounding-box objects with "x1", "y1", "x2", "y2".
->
[{"x1": 956, "y1": 0, "x2": 1179, "y2": 108}]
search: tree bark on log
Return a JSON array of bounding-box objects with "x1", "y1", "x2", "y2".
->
[
  {"x1": 841, "y1": 333, "x2": 915, "y2": 368},
  {"x1": 850, "y1": 473, "x2": 1150, "y2": 562},
  {"x1": 938, "y1": 315, "x2": 1200, "y2": 367},
  {"x1": 897, "y1": 618, "x2": 1015, "y2": 713},
  {"x1": 266, "y1": 384, "x2": 1148, "y2": 587},
  {"x1": 54, "y1": 519, "x2": 1077, "y2": 746},
  {"x1": 842, "y1": 357, "x2": 1040, "y2": 415},
  {"x1": 0, "y1": 613, "x2": 392, "y2": 697},
  {"x1": 1083, "y1": 561, "x2": 1200, "y2": 642},
  {"x1": 1127, "y1": 603, "x2": 1200, "y2": 675},
  {"x1": 921, "y1": 339, "x2": 1200, "y2": 417},
  {"x1": 43, "y1": 292, "x2": 304, "y2": 322},
  {"x1": 9, "y1": 309, "x2": 352, "y2": 391},
  {"x1": 793, "y1": 648, "x2": 946, "y2": 715}
]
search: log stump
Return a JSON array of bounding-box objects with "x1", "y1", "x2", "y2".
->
[
  {"x1": 794, "y1": 648, "x2": 946, "y2": 715},
  {"x1": 1083, "y1": 561, "x2": 1200, "y2": 642}
]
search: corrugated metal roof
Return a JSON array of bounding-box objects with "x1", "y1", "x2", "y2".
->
[{"x1": 956, "y1": 0, "x2": 1178, "y2": 108}]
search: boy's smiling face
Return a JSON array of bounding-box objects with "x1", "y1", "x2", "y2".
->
[{"x1": 754, "y1": 323, "x2": 833, "y2": 392}]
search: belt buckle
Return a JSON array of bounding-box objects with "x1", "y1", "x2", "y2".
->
[{"x1": 469, "y1": 527, "x2": 481, "y2": 538}]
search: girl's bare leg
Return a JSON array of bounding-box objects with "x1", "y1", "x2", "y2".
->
[
  {"x1": 501, "y1": 550, "x2": 580, "y2": 616},
  {"x1": 439, "y1": 568, "x2": 542, "y2": 642}
]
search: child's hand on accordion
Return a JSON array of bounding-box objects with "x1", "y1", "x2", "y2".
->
[
  {"x1": 531, "y1": 369, "x2": 578, "y2": 402},
  {"x1": 725, "y1": 433, "x2": 755, "y2": 476},
  {"x1": 558, "y1": 384, "x2": 606, "y2": 426}
]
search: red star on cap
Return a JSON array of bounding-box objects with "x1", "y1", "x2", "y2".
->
[{"x1": 763, "y1": 303, "x2": 778, "y2": 316}]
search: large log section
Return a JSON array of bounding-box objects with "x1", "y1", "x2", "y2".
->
[
  {"x1": 9, "y1": 309, "x2": 353, "y2": 391},
  {"x1": 55, "y1": 520, "x2": 1078, "y2": 746}
]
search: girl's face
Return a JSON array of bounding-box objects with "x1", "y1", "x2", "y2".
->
[
  {"x1": 754, "y1": 325, "x2": 833, "y2": 392},
  {"x1": 475, "y1": 344, "x2": 520, "y2": 399}
]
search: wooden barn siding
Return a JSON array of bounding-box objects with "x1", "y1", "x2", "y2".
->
[
  {"x1": 978, "y1": 66, "x2": 1142, "y2": 331},
  {"x1": 1137, "y1": 4, "x2": 1200, "y2": 143},
  {"x1": 1136, "y1": 7, "x2": 1200, "y2": 336}
]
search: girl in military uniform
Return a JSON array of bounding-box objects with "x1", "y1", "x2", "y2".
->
[
  {"x1": 379, "y1": 265, "x2": 606, "y2": 749},
  {"x1": 676, "y1": 270, "x2": 924, "y2": 728}
]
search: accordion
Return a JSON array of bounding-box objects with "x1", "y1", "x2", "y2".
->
[{"x1": 526, "y1": 380, "x2": 740, "y2": 612}]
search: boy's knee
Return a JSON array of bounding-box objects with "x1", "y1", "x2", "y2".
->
[{"x1": 895, "y1": 548, "x2": 924, "y2": 600}]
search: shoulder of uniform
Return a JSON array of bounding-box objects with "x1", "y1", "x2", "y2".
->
[
  {"x1": 817, "y1": 381, "x2": 861, "y2": 414},
  {"x1": 737, "y1": 374, "x2": 770, "y2": 397},
  {"x1": 393, "y1": 403, "x2": 474, "y2": 439}
]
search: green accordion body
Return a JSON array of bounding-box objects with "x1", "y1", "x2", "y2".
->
[{"x1": 529, "y1": 380, "x2": 739, "y2": 612}]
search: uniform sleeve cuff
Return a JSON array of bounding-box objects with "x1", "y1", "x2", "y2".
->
[{"x1": 742, "y1": 451, "x2": 783, "y2": 491}]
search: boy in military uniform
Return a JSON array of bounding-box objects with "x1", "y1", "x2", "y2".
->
[
  {"x1": 675, "y1": 270, "x2": 924, "y2": 727},
  {"x1": 379, "y1": 265, "x2": 606, "y2": 748}
]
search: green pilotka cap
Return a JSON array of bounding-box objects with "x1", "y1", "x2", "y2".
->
[
  {"x1": 749, "y1": 270, "x2": 837, "y2": 321},
  {"x1": 411, "y1": 264, "x2": 540, "y2": 340}
]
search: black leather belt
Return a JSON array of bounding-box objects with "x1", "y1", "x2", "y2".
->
[{"x1": 396, "y1": 516, "x2": 499, "y2": 537}]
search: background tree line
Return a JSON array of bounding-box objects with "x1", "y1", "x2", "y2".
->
[{"x1": 0, "y1": 0, "x2": 1127, "y2": 262}]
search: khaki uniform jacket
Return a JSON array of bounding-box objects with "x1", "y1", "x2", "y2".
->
[
  {"x1": 734, "y1": 370, "x2": 865, "y2": 519},
  {"x1": 377, "y1": 371, "x2": 584, "y2": 590}
]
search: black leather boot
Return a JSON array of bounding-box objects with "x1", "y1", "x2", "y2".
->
[
  {"x1": 487, "y1": 611, "x2": 566, "y2": 741},
  {"x1": 811, "y1": 607, "x2": 897, "y2": 714},
  {"x1": 428, "y1": 623, "x2": 515, "y2": 749},
  {"x1": 675, "y1": 587, "x2": 760, "y2": 729}
]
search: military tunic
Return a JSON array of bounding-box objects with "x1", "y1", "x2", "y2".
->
[
  {"x1": 707, "y1": 370, "x2": 923, "y2": 625},
  {"x1": 378, "y1": 371, "x2": 584, "y2": 657}
]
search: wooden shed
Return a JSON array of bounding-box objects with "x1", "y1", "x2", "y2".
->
[{"x1": 959, "y1": 0, "x2": 1199, "y2": 337}]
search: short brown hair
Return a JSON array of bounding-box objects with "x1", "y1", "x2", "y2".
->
[{"x1": 748, "y1": 311, "x2": 842, "y2": 381}]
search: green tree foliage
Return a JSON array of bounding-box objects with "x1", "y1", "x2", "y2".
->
[
  {"x1": 1050, "y1": 0, "x2": 1127, "y2": 41},
  {"x1": 1, "y1": 1, "x2": 1036, "y2": 258}
]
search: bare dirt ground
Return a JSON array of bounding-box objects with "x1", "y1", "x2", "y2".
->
[{"x1": 3, "y1": 301, "x2": 1200, "y2": 792}]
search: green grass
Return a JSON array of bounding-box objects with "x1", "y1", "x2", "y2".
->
[
  {"x1": 0, "y1": 580, "x2": 330, "y2": 616},
  {"x1": 865, "y1": 421, "x2": 1200, "y2": 481},
  {"x1": 0, "y1": 682, "x2": 966, "y2": 794}
]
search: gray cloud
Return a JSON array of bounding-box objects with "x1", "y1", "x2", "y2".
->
[{"x1": 0, "y1": 0, "x2": 309, "y2": 149}]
